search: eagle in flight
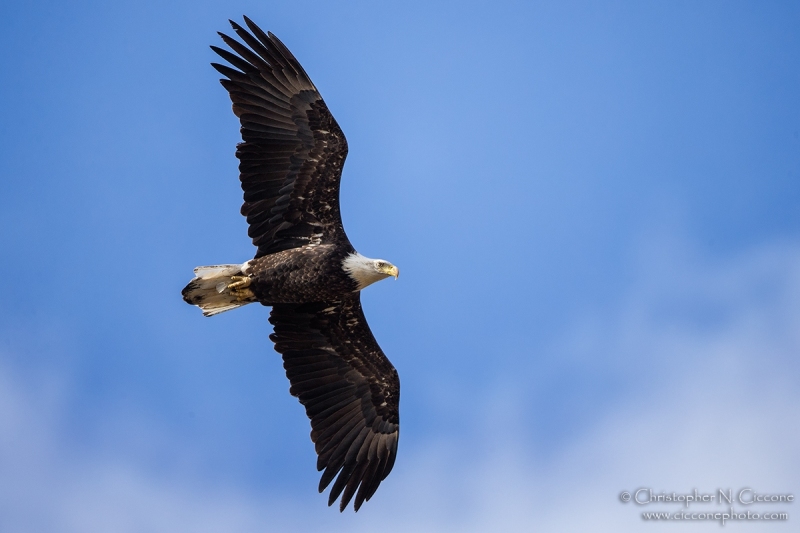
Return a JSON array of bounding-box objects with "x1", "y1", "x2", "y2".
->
[{"x1": 182, "y1": 17, "x2": 400, "y2": 512}]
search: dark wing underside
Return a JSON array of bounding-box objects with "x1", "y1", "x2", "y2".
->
[
  {"x1": 269, "y1": 294, "x2": 400, "y2": 512},
  {"x1": 212, "y1": 17, "x2": 350, "y2": 257}
]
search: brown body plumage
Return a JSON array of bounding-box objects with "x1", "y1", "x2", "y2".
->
[{"x1": 248, "y1": 245, "x2": 358, "y2": 303}]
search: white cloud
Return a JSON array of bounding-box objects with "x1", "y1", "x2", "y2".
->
[{"x1": 1, "y1": 237, "x2": 798, "y2": 532}]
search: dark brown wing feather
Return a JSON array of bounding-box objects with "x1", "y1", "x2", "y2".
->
[
  {"x1": 269, "y1": 294, "x2": 400, "y2": 512},
  {"x1": 212, "y1": 17, "x2": 350, "y2": 257}
]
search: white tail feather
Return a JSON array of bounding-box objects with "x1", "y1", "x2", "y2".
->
[
  {"x1": 194, "y1": 264, "x2": 244, "y2": 279},
  {"x1": 182, "y1": 262, "x2": 254, "y2": 317},
  {"x1": 201, "y1": 303, "x2": 243, "y2": 317}
]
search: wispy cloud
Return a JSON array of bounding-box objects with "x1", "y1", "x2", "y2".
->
[{"x1": 1, "y1": 235, "x2": 798, "y2": 532}]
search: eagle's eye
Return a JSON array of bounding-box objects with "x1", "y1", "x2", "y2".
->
[{"x1": 376, "y1": 261, "x2": 386, "y2": 269}]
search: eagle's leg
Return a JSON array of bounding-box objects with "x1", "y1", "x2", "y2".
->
[
  {"x1": 228, "y1": 276, "x2": 251, "y2": 290},
  {"x1": 233, "y1": 288, "x2": 255, "y2": 301},
  {"x1": 228, "y1": 276, "x2": 255, "y2": 301}
]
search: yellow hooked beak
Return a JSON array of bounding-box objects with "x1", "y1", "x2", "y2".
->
[
  {"x1": 380, "y1": 263, "x2": 399, "y2": 279},
  {"x1": 377, "y1": 261, "x2": 399, "y2": 280}
]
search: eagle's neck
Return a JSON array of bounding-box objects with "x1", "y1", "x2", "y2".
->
[{"x1": 342, "y1": 252, "x2": 385, "y2": 291}]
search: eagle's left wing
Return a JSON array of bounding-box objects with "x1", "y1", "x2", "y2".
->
[
  {"x1": 211, "y1": 17, "x2": 351, "y2": 257},
  {"x1": 269, "y1": 294, "x2": 400, "y2": 512}
]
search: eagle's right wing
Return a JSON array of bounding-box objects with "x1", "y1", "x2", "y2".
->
[
  {"x1": 269, "y1": 294, "x2": 400, "y2": 512},
  {"x1": 212, "y1": 17, "x2": 350, "y2": 257}
]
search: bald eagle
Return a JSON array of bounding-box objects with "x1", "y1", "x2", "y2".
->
[{"x1": 182, "y1": 17, "x2": 400, "y2": 512}]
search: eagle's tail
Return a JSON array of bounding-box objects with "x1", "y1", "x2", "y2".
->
[{"x1": 182, "y1": 263, "x2": 255, "y2": 317}]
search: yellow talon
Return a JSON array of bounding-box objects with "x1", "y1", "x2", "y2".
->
[
  {"x1": 228, "y1": 276, "x2": 252, "y2": 291},
  {"x1": 232, "y1": 288, "x2": 255, "y2": 301}
]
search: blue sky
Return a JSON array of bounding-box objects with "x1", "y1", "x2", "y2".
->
[{"x1": 1, "y1": 1, "x2": 799, "y2": 531}]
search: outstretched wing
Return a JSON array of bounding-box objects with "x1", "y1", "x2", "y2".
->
[
  {"x1": 269, "y1": 294, "x2": 400, "y2": 512},
  {"x1": 212, "y1": 17, "x2": 349, "y2": 257}
]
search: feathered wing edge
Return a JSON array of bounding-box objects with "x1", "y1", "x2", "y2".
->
[
  {"x1": 269, "y1": 294, "x2": 400, "y2": 511},
  {"x1": 211, "y1": 17, "x2": 350, "y2": 257}
]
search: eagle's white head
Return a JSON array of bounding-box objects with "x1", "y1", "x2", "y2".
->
[{"x1": 342, "y1": 252, "x2": 399, "y2": 290}]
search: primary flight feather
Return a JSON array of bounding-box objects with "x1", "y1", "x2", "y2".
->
[{"x1": 182, "y1": 16, "x2": 400, "y2": 512}]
